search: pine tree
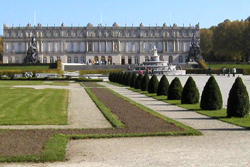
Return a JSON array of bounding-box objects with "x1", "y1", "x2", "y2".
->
[
  {"x1": 200, "y1": 76, "x2": 223, "y2": 110},
  {"x1": 157, "y1": 75, "x2": 169, "y2": 96},
  {"x1": 147, "y1": 74, "x2": 159, "y2": 93},
  {"x1": 168, "y1": 77, "x2": 183, "y2": 100},
  {"x1": 181, "y1": 76, "x2": 199, "y2": 104},
  {"x1": 135, "y1": 74, "x2": 143, "y2": 89},
  {"x1": 227, "y1": 77, "x2": 250, "y2": 117},
  {"x1": 141, "y1": 73, "x2": 149, "y2": 91}
]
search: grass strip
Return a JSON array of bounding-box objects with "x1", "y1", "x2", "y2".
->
[
  {"x1": 82, "y1": 83, "x2": 125, "y2": 128},
  {"x1": 0, "y1": 133, "x2": 68, "y2": 162},
  {"x1": 127, "y1": 86, "x2": 250, "y2": 129}
]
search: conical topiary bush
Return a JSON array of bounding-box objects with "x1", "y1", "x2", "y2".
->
[
  {"x1": 200, "y1": 76, "x2": 223, "y2": 110},
  {"x1": 227, "y1": 77, "x2": 250, "y2": 117},
  {"x1": 157, "y1": 75, "x2": 169, "y2": 96},
  {"x1": 141, "y1": 73, "x2": 149, "y2": 91},
  {"x1": 130, "y1": 72, "x2": 137, "y2": 88},
  {"x1": 135, "y1": 74, "x2": 143, "y2": 89},
  {"x1": 168, "y1": 77, "x2": 183, "y2": 100},
  {"x1": 125, "y1": 72, "x2": 132, "y2": 86},
  {"x1": 147, "y1": 74, "x2": 159, "y2": 93},
  {"x1": 181, "y1": 76, "x2": 199, "y2": 104}
]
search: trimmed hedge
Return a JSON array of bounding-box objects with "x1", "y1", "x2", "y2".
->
[
  {"x1": 168, "y1": 77, "x2": 183, "y2": 100},
  {"x1": 227, "y1": 77, "x2": 250, "y2": 117},
  {"x1": 157, "y1": 75, "x2": 169, "y2": 96},
  {"x1": 181, "y1": 76, "x2": 199, "y2": 104},
  {"x1": 147, "y1": 74, "x2": 159, "y2": 93},
  {"x1": 130, "y1": 72, "x2": 137, "y2": 88},
  {"x1": 200, "y1": 76, "x2": 223, "y2": 110},
  {"x1": 134, "y1": 74, "x2": 143, "y2": 89},
  {"x1": 141, "y1": 73, "x2": 149, "y2": 91}
]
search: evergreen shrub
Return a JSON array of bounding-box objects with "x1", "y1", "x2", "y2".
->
[
  {"x1": 200, "y1": 76, "x2": 223, "y2": 110},
  {"x1": 147, "y1": 74, "x2": 159, "y2": 93},
  {"x1": 168, "y1": 77, "x2": 183, "y2": 100},
  {"x1": 130, "y1": 72, "x2": 137, "y2": 88},
  {"x1": 141, "y1": 73, "x2": 149, "y2": 91},
  {"x1": 227, "y1": 77, "x2": 250, "y2": 117},
  {"x1": 181, "y1": 76, "x2": 199, "y2": 104},
  {"x1": 125, "y1": 72, "x2": 132, "y2": 86},
  {"x1": 134, "y1": 74, "x2": 143, "y2": 89},
  {"x1": 157, "y1": 75, "x2": 169, "y2": 96}
]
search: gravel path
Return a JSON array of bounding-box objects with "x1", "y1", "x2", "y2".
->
[{"x1": 0, "y1": 83, "x2": 112, "y2": 129}]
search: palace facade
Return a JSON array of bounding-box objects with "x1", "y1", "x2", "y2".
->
[{"x1": 2, "y1": 22, "x2": 200, "y2": 65}]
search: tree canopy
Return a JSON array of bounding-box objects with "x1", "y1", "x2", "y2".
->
[{"x1": 200, "y1": 17, "x2": 250, "y2": 62}]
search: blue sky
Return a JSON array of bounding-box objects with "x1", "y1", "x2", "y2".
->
[{"x1": 0, "y1": 0, "x2": 249, "y2": 35}]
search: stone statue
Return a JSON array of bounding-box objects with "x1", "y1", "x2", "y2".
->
[
  {"x1": 23, "y1": 37, "x2": 40, "y2": 63},
  {"x1": 152, "y1": 45, "x2": 158, "y2": 56},
  {"x1": 186, "y1": 34, "x2": 202, "y2": 62}
]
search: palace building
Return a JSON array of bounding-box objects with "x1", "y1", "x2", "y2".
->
[{"x1": 2, "y1": 22, "x2": 200, "y2": 65}]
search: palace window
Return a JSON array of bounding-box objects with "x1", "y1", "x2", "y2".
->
[
  {"x1": 8, "y1": 57, "x2": 12, "y2": 63},
  {"x1": 57, "y1": 56, "x2": 61, "y2": 61},
  {"x1": 81, "y1": 56, "x2": 84, "y2": 63},
  {"x1": 179, "y1": 55, "x2": 183, "y2": 63},
  {"x1": 101, "y1": 56, "x2": 106, "y2": 64},
  {"x1": 43, "y1": 57, "x2": 47, "y2": 63},
  {"x1": 169, "y1": 56, "x2": 173, "y2": 64},
  {"x1": 15, "y1": 57, "x2": 19, "y2": 63},
  {"x1": 74, "y1": 56, "x2": 78, "y2": 63},
  {"x1": 108, "y1": 56, "x2": 112, "y2": 65},
  {"x1": 145, "y1": 56, "x2": 150, "y2": 61},
  {"x1": 67, "y1": 56, "x2": 71, "y2": 63},
  {"x1": 50, "y1": 56, "x2": 54, "y2": 63},
  {"x1": 128, "y1": 56, "x2": 132, "y2": 65},
  {"x1": 134, "y1": 56, "x2": 139, "y2": 65}
]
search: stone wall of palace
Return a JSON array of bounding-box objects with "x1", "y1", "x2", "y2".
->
[{"x1": 2, "y1": 22, "x2": 200, "y2": 65}]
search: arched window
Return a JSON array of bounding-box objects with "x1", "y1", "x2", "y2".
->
[
  {"x1": 108, "y1": 56, "x2": 112, "y2": 65},
  {"x1": 74, "y1": 56, "x2": 78, "y2": 63},
  {"x1": 67, "y1": 56, "x2": 71, "y2": 63},
  {"x1": 134, "y1": 56, "x2": 139, "y2": 65},
  {"x1": 121, "y1": 56, "x2": 125, "y2": 65},
  {"x1": 43, "y1": 57, "x2": 47, "y2": 63},
  {"x1": 81, "y1": 56, "x2": 84, "y2": 63},
  {"x1": 145, "y1": 56, "x2": 150, "y2": 61},
  {"x1": 8, "y1": 57, "x2": 12, "y2": 63},
  {"x1": 94, "y1": 56, "x2": 99, "y2": 63},
  {"x1": 15, "y1": 57, "x2": 19, "y2": 63},
  {"x1": 50, "y1": 56, "x2": 54, "y2": 63},
  {"x1": 169, "y1": 56, "x2": 173, "y2": 64},
  {"x1": 101, "y1": 56, "x2": 106, "y2": 64},
  {"x1": 57, "y1": 56, "x2": 61, "y2": 61},
  {"x1": 128, "y1": 56, "x2": 132, "y2": 65},
  {"x1": 179, "y1": 55, "x2": 183, "y2": 63}
]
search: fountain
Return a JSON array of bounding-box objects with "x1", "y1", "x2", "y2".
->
[{"x1": 130, "y1": 46, "x2": 186, "y2": 75}]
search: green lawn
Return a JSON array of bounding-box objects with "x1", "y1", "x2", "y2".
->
[
  {"x1": 0, "y1": 80, "x2": 69, "y2": 86},
  {"x1": 207, "y1": 64, "x2": 250, "y2": 69},
  {"x1": 0, "y1": 87, "x2": 68, "y2": 125},
  {"x1": 0, "y1": 66, "x2": 50, "y2": 70}
]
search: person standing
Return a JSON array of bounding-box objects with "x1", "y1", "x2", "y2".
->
[{"x1": 232, "y1": 67, "x2": 236, "y2": 77}]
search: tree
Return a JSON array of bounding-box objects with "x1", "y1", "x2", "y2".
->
[
  {"x1": 130, "y1": 72, "x2": 137, "y2": 88},
  {"x1": 200, "y1": 28, "x2": 213, "y2": 61},
  {"x1": 200, "y1": 76, "x2": 223, "y2": 110},
  {"x1": 168, "y1": 77, "x2": 183, "y2": 100},
  {"x1": 141, "y1": 73, "x2": 149, "y2": 91},
  {"x1": 227, "y1": 77, "x2": 250, "y2": 117},
  {"x1": 134, "y1": 74, "x2": 143, "y2": 89},
  {"x1": 157, "y1": 75, "x2": 169, "y2": 96},
  {"x1": 147, "y1": 74, "x2": 159, "y2": 93},
  {"x1": 181, "y1": 76, "x2": 199, "y2": 104}
]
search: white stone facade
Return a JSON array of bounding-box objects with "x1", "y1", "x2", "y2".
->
[{"x1": 2, "y1": 22, "x2": 200, "y2": 65}]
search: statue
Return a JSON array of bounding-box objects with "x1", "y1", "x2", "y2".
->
[
  {"x1": 152, "y1": 45, "x2": 158, "y2": 56},
  {"x1": 23, "y1": 37, "x2": 41, "y2": 63},
  {"x1": 186, "y1": 34, "x2": 202, "y2": 62}
]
